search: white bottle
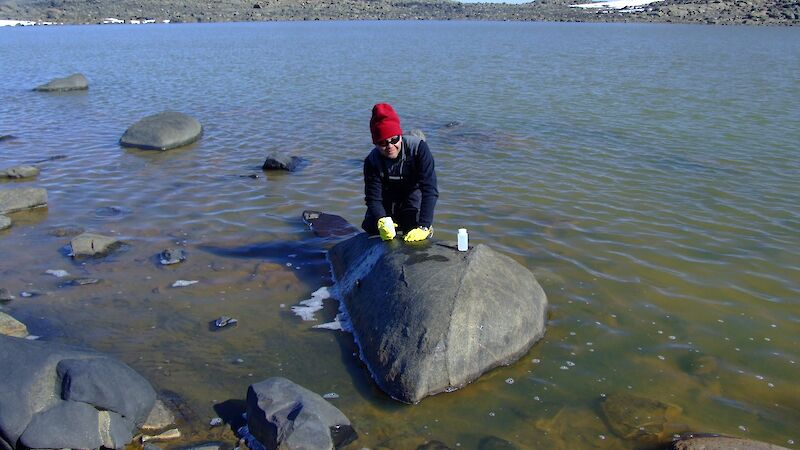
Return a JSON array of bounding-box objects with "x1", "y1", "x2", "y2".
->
[{"x1": 457, "y1": 228, "x2": 468, "y2": 251}]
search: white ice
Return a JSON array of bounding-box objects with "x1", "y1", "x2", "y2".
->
[
  {"x1": 570, "y1": 0, "x2": 662, "y2": 9},
  {"x1": 291, "y1": 286, "x2": 330, "y2": 321}
]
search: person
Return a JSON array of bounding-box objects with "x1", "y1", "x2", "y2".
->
[{"x1": 362, "y1": 103, "x2": 438, "y2": 242}]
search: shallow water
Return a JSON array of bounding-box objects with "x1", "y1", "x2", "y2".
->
[{"x1": 1, "y1": 21, "x2": 799, "y2": 449}]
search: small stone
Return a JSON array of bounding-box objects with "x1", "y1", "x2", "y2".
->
[
  {"x1": 45, "y1": 269, "x2": 70, "y2": 278},
  {"x1": 0, "y1": 215, "x2": 10, "y2": 230},
  {"x1": 172, "y1": 280, "x2": 198, "y2": 287},
  {"x1": 70, "y1": 232, "x2": 122, "y2": 257},
  {"x1": 209, "y1": 417, "x2": 223, "y2": 427},
  {"x1": 214, "y1": 316, "x2": 238, "y2": 328},
  {"x1": 159, "y1": 248, "x2": 186, "y2": 265},
  {"x1": 20, "y1": 291, "x2": 40, "y2": 298},
  {"x1": 323, "y1": 392, "x2": 340, "y2": 399},
  {"x1": 0, "y1": 288, "x2": 14, "y2": 301},
  {"x1": 60, "y1": 278, "x2": 101, "y2": 287}
]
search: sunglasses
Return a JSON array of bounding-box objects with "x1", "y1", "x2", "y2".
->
[{"x1": 377, "y1": 135, "x2": 401, "y2": 148}]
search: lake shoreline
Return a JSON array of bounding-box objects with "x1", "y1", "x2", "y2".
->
[{"x1": 0, "y1": 0, "x2": 797, "y2": 27}]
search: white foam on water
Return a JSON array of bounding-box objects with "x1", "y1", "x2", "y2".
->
[{"x1": 291, "y1": 286, "x2": 330, "y2": 321}]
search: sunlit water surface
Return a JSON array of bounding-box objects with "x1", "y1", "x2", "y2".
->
[{"x1": 1, "y1": 21, "x2": 799, "y2": 449}]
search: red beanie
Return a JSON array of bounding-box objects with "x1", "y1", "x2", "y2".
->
[{"x1": 370, "y1": 103, "x2": 402, "y2": 144}]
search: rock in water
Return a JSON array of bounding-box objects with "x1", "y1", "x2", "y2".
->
[
  {"x1": 0, "y1": 188, "x2": 47, "y2": 214},
  {"x1": 329, "y1": 233, "x2": 548, "y2": 403},
  {"x1": 2, "y1": 165, "x2": 39, "y2": 179},
  {"x1": 0, "y1": 335, "x2": 156, "y2": 449},
  {"x1": 246, "y1": 377, "x2": 357, "y2": 450},
  {"x1": 70, "y1": 232, "x2": 122, "y2": 257},
  {"x1": 261, "y1": 153, "x2": 302, "y2": 171},
  {"x1": 159, "y1": 248, "x2": 186, "y2": 265},
  {"x1": 0, "y1": 215, "x2": 10, "y2": 231},
  {"x1": 33, "y1": 73, "x2": 89, "y2": 92},
  {"x1": 120, "y1": 111, "x2": 202, "y2": 151},
  {"x1": 0, "y1": 312, "x2": 28, "y2": 338},
  {"x1": 601, "y1": 392, "x2": 683, "y2": 444},
  {"x1": 669, "y1": 434, "x2": 791, "y2": 450},
  {"x1": 302, "y1": 210, "x2": 359, "y2": 238}
]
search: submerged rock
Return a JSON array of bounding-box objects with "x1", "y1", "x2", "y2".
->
[
  {"x1": 120, "y1": 111, "x2": 202, "y2": 151},
  {"x1": 59, "y1": 277, "x2": 101, "y2": 287},
  {"x1": 47, "y1": 225, "x2": 84, "y2": 237},
  {"x1": 33, "y1": 73, "x2": 89, "y2": 92},
  {"x1": 246, "y1": 377, "x2": 357, "y2": 450},
  {"x1": 0, "y1": 335, "x2": 156, "y2": 449},
  {"x1": 261, "y1": 153, "x2": 303, "y2": 172},
  {"x1": 0, "y1": 187, "x2": 47, "y2": 214},
  {"x1": 600, "y1": 392, "x2": 684, "y2": 444},
  {"x1": 329, "y1": 233, "x2": 547, "y2": 403},
  {"x1": 159, "y1": 248, "x2": 186, "y2": 265},
  {"x1": 0, "y1": 312, "x2": 28, "y2": 337},
  {"x1": 0, "y1": 288, "x2": 14, "y2": 302},
  {"x1": 668, "y1": 434, "x2": 790, "y2": 450},
  {"x1": 70, "y1": 232, "x2": 122, "y2": 257},
  {"x1": 1, "y1": 165, "x2": 39, "y2": 179},
  {"x1": 0, "y1": 215, "x2": 10, "y2": 231}
]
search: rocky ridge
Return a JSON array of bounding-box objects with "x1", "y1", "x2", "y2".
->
[{"x1": 0, "y1": 0, "x2": 797, "y2": 25}]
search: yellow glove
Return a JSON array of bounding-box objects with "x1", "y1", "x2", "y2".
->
[
  {"x1": 377, "y1": 217, "x2": 396, "y2": 241},
  {"x1": 404, "y1": 226, "x2": 431, "y2": 242}
]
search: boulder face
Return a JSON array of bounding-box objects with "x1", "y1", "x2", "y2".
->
[
  {"x1": 328, "y1": 233, "x2": 547, "y2": 404},
  {"x1": 33, "y1": 73, "x2": 89, "y2": 92},
  {"x1": 0, "y1": 335, "x2": 156, "y2": 450},
  {"x1": 245, "y1": 377, "x2": 357, "y2": 450},
  {"x1": 120, "y1": 111, "x2": 202, "y2": 151},
  {"x1": 0, "y1": 188, "x2": 47, "y2": 214}
]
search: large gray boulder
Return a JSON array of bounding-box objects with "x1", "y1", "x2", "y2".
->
[
  {"x1": 246, "y1": 377, "x2": 356, "y2": 450},
  {"x1": 33, "y1": 73, "x2": 89, "y2": 92},
  {"x1": 328, "y1": 233, "x2": 547, "y2": 404},
  {"x1": 0, "y1": 188, "x2": 47, "y2": 214},
  {"x1": 120, "y1": 111, "x2": 202, "y2": 151},
  {"x1": 0, "y1": 335, "x2": 156, "y2": 449}
]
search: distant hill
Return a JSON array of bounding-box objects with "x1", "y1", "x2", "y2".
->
[{"x1": 0, "y1": 0, "x2": 797, "y2": 25}]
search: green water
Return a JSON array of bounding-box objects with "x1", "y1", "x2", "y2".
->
[{"x1": 1, "y1": 21, "x2": 798, "y2": 449}]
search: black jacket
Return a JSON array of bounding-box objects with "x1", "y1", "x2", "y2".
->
[{"x1": 363, "y1": 136, "x2": 438, "y2": 228}]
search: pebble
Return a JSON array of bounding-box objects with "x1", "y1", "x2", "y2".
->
[
  {"x1": 45, "y1": 269, "x2": 69, "y2": 278},
  {"x1": 214, "y1": 316, "x2": 238, "y2": 328},
  {"x1": 209, "y1": 417, "x2": 223, "y2": 427},
  {"x1": 323, "y1": 392, "x2": 339, "y2": 399},
  {"x1": 20, "y1": 291, "x2": 40, "y2": 298},
  {"x1": 505, "y1": 378, "x2": 514, "y2": 384},
  {"x1": 172, "y1": 280, "x2": 198, "y2": 287}
]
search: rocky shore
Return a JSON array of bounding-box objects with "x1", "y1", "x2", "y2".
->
[{"x1": 0, "y1": 0, "x2": 797, "y2": 26}]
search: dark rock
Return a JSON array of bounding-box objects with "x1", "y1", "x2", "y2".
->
[
  {"x1": 261, "y1": 153, "x2": 302, "y2": 171},
  {"x1": 600, "y1": 392, "x2": 683, "y2": 444},
  {"x1": 159, "y1": 248, "x2": 186, "y2": 265},
  {"x1": 70, "y1": 232, "x2": 122, "y2": 257},
  {"x1": 478, "y1": 436, "x2": 519, "y2": 450},
  {"x1": 59, "y1": 277, "x2": 101, "y2": 287},
  {"x1": 246, "y1": 377, "x2": 357, "y2": 450},
  {"x1": 0, "y1": 135, "x2": 16, "y2": 143},
  {"x1": 120, "y1": 111, "x2": 203, "y2": 151},
  {"x1": 33, "y1": 73, "x2": 89, "y2": 92},
  {"x1": 0, "y1": 215, "x2": 10, "y2": 231},
  {"x1": 328, "y1": 233, "x2": 547, "y2": 403},
  {"x1": 94, "y1": 206, "x2": 130, "y2": 218},
  {"x1": 31, "y1": 154, "x2": 67, "y2": 163},
  {"x1": 668, "y1": 434, "x2": 790, "y2": 449},
  {"x1": 0, "y1": 288, "x2": 14, "y2": 302},
  {"x1": 302, "y1": 210, "x2": 359, "y2": 238},
  {"x1": 0, "y1": 187, "x2": 47, "y2": 214},
  {"x1": 57, "y1": 357, "x2": 157, "y2": 424},
  {"x1": 1, "y1": 166, "x2": 39, "y2": 179},
  {"x1": 0, "y1": 335, "x2": 154, "y2": 449}
]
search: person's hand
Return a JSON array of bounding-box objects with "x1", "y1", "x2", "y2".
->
[
  {"x1": 377, "y1": 217, "x2": 396, "y2": 241},
  {"x1": 404, "y1": 227, "x2": 431, "y2": 242}
]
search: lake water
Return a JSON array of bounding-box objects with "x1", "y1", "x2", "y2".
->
[{"x1": 1, "y1": 21, "x2": 799, "y2": 449}]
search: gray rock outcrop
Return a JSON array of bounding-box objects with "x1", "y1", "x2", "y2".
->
[
  {"x1": 70, "y1": 232, "x2": 122, "y2": 257},
  {"x1": 120, "y1": 111, "x2": 202, "y2": 151},
  {"x1": 0, "y1": 335, "x2": 156, "y2": 449},
  {"x1": 262, "y1": 153, "x2": 303, "y2": 172},
  {"x1": 1, "y1": 166, "x2": 39, "y2": 179},
  {"x1": 33, "y1": 73, "x2": 89, "y2": 92},
  {"x1": 0, "y1": 215, "x2": 10, "y2": 231},
  {"x1": 245, "y1": 377, "x2": 357, "y2": 450},
  {"x1": 0, "y1": 188, "x2": 47, "y2": 214},
  {"x1": 329, "y1": 233, "x2": 548, "y2": 404}
]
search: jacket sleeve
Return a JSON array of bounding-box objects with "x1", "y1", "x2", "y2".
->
[
  {"x1": 364, "y1": 153, "x2": 387, "y2": 219},
  {"x1": 416, "y1": 141, "x2": 439, "y2": 228}
]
